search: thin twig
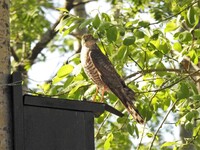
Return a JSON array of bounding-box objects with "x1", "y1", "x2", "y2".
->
[
  {"x1": 0, "y1": 81, "x2": 22, "y2": 87},
  {"x1": 124, "y1": 69, "x2": 198, "y2": 80},
  {"x1": 148, "y1": 99, "x2": 179, "y2": 150},
  {"x1": 138, "y1": 70, "x2": 200, "y2": 93},
  {"x1": 128, "y1": 55, "x2": 143, "y2": 71},
  {"x1": 137, "y1": 121, "x2": 147, "y2": 150},
  {"x1": 95, "y1": 100, "x2": 119, "y2": 138},
  {"x1": 24, "y1": 83, "x2": 91, "y2": 97},
  {"x1": 149, "y1": 1, "x2": 198, "y2": 26}
]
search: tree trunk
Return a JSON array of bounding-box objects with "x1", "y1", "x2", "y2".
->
[{"x1": 0, "y1": 0, "x2": 12, "y2": 149}]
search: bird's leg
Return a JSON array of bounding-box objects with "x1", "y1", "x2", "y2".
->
[
  {"x1": 92, "y1": 86, "x2": 99, "y2": 101},
  {"x1": 100, "y1": 86, "x2": 106, "y2": 103}
]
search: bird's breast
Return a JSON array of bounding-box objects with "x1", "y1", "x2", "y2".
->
[{"x1": 81, "y1": 46, "x2": 106, "y2": 88}]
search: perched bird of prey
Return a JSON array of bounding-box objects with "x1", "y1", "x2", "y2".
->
[{"x1": 81, "y1": 34, "x2": 144, "y2": 124}]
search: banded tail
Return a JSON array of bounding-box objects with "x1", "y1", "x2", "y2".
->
[{"x1": 109, "y1": 85, "x2": 144, "y2": 124}]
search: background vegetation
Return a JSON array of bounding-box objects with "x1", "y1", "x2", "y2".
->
[{"x1": 10, "y1": 0, "x2": 200, "y2": 149}]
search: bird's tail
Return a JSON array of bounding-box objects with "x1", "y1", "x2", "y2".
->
[{"x1": 110, "y1": 85, "x2": 144, "y2": 124}]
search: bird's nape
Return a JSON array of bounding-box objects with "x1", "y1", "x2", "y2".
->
[{"x1": 82, "y1": 34, "x2": 97, "y2": 42}]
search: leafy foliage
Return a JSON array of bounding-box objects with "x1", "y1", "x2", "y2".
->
[{"x1": 11, "y1": 0, "x2": 200, "y2": 149}]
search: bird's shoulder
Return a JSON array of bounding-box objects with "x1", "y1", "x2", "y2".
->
[
  {"x1": 89, "y1": 44, "x2": 115, "y2": 71},
  {"x1": 89, "y1": 44, "x2": 124, "y2": 86}
]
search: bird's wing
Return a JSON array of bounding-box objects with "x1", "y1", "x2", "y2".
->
[
  {"x1": 89, "y1": 44, "x2": 144, "y2": 124},
  {"x1": 89, "y1": 44, "x2": 124, "y2": 88}
]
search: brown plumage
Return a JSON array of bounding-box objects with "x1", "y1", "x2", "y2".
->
[{"x1": 81, "y1": 34, "x2": 144, "y2": 124}]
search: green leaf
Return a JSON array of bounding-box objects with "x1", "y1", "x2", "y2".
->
[
  {"x1": 134, "y1": 124, "x2": 139, "y2": 138},
  {"x1": 57, "y1": 64, "x2": 74, "y2": 78},
  {"x1": 194, "y1": 29, "x2": 200, "y2": 39},
  {"x1": 64, "y1": 76, "x2": 74, "y2": 88},
  {"x1": 198, "y1": 0, "x2": 200, "y2": 7},
  {"x1": 106, "y1": 26, "x2": 118, "y2": 42},
  {"x1": 117, "y1": 116, "x2": 127, "y2": 123},
  {"x1": 79, "y1": 18, "x2": 92, "y2": 29},
  {"x1": 99, "y1": 22, "x2": 111, "y2": 31},
  {"x1": 119, "y1": 26, "x2": 125, "y2": 36},
  {"x1": 173, "y1": 42, "x2": 182, "y2": 52},
  {"x1": 146, "y1": 132, "x2": 153, "y2": 138},
  {"x1": 185, "y1": 112, "x2": 194, "y2": 122},
  {"x1": 127, "y1": 124, "x2": 134, "y2": 135},
  {"x1": 56, "y1": 8, "x2": 69, "y2": 12},
  {"x1": 188, "y1": 50, "x2": 198, "y2": 65},
  {"x1": 134, "y1": 30, "x2": 145, "y2": 39},
  {"x1": 114, "y1": 45, "x2": 128, "y2": 60},
  {"x1": 141, "y1": 104, "x2": 152, "y2": 121},
  {"x1": 63, "y1": 24, "x2": 79, "y2": 36},
  {"x1": 192, "y1": 109, "x2": 199, "y2": 118},
  {"x1": 123, "y1": 36, "x2": 135, "y2": 46},
  {"x1": 189, "y1": 81, "x2": 199, "y2": 94},
  {"x1": 52, "y1": 76, "x2": 63, "y2": 84},
  {"x1": 181, "y1": 83, "x2": 190, "y2": 98},
  {"x1": 161, "y1": 141, "x2": 177, "y2": 148},
  {"x1": 125, "y1": 21, "x2": 134, "y2": 28},
  {"x1": 156, "y1": 62, "x2": 166, "y2": 69},
  {"x1": 185, "y1": 122, "x2": 193, "y2": 131},
  {"x1": 138, "y1": 21, "x2": 150, "y2": 28},
  {"x1": 49, "y1": 85, "x2": 62, "y2": 95},
  {"x1": 92, "y1": 14, "x2": 101, "y2": 29},
  {"x1": 42, "y1": 83, "x2": 51, "y2": 93},
  {"x1": 73, "y1": 74, "x2": 84, "y2": 81},
  {"x1": 55, "y1": 17, "x2": 66, "y2": 31},
  {"x1": 154, "y1": 78, "x2": 164, "y2": 86},
  {"x1": 164, "y1": 20, "x2": 178, "y2": 32},
  {"x1": 192, "y1": 95, "x2": 200, "y2": 100},
  {"x1": 55, "y1": 17, "x2": 77, "y2": 32},
  {"x1": 187, "y1": 7, "x2": 197, "y2": 26},
  {"x1": 186, "y1": 110, "x2": 199, "y2": 122},
  {"x1": 158, "y1": 42, "x2": 170, "y2": 54},
  {"x1": 179, "y1": 31, "x2": 192, "y2": 43},
  {"x1": 68, "y1": 81, "x2": 88, "y2": 98},
  {"x1": 177, "y1": 83, "x2": 189, "y2": 99},
  {"x1": 125, "y1": 20, "x2": 139, "y2": 28},
  {"x1": 151, "y1": 97, "x2": 158, "y2": 111},
  {"x1": 104, "y1": 133, "x2": 113, "y2": 150},
  {"x1": 163, "y1": 97, "x2": 170, "y2": 111},
  {"x1": 101, "y1": 13, "x2": 111, "y2": 22}
]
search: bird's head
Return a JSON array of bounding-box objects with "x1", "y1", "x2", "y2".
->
[{"x1": 81, "y1": 34, "x2": 97, "y2": 47}]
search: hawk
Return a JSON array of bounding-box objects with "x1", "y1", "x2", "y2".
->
[{"x1": 81, "y1": 34, "x2": 144, "y2": 124}]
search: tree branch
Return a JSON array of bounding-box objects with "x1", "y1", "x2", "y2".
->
[
  {"x1": 138, "y1": 69, "x2": 200, "y2": 93},
  {"x1": 148, "y1": 99, "x2": 179, "y2": 150},
  {"x1": 125, "y1": 1, "x2": 198, "y2": 31},
  {"x1": 124, "y1": 69, "x2": 200, "y2": 81},
  {"x1": 28, "y1": 0, "x2": 75, "y2": 64},
  {"x1": 149, "y1": 1, "x2": 198, "y2": 26}
]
